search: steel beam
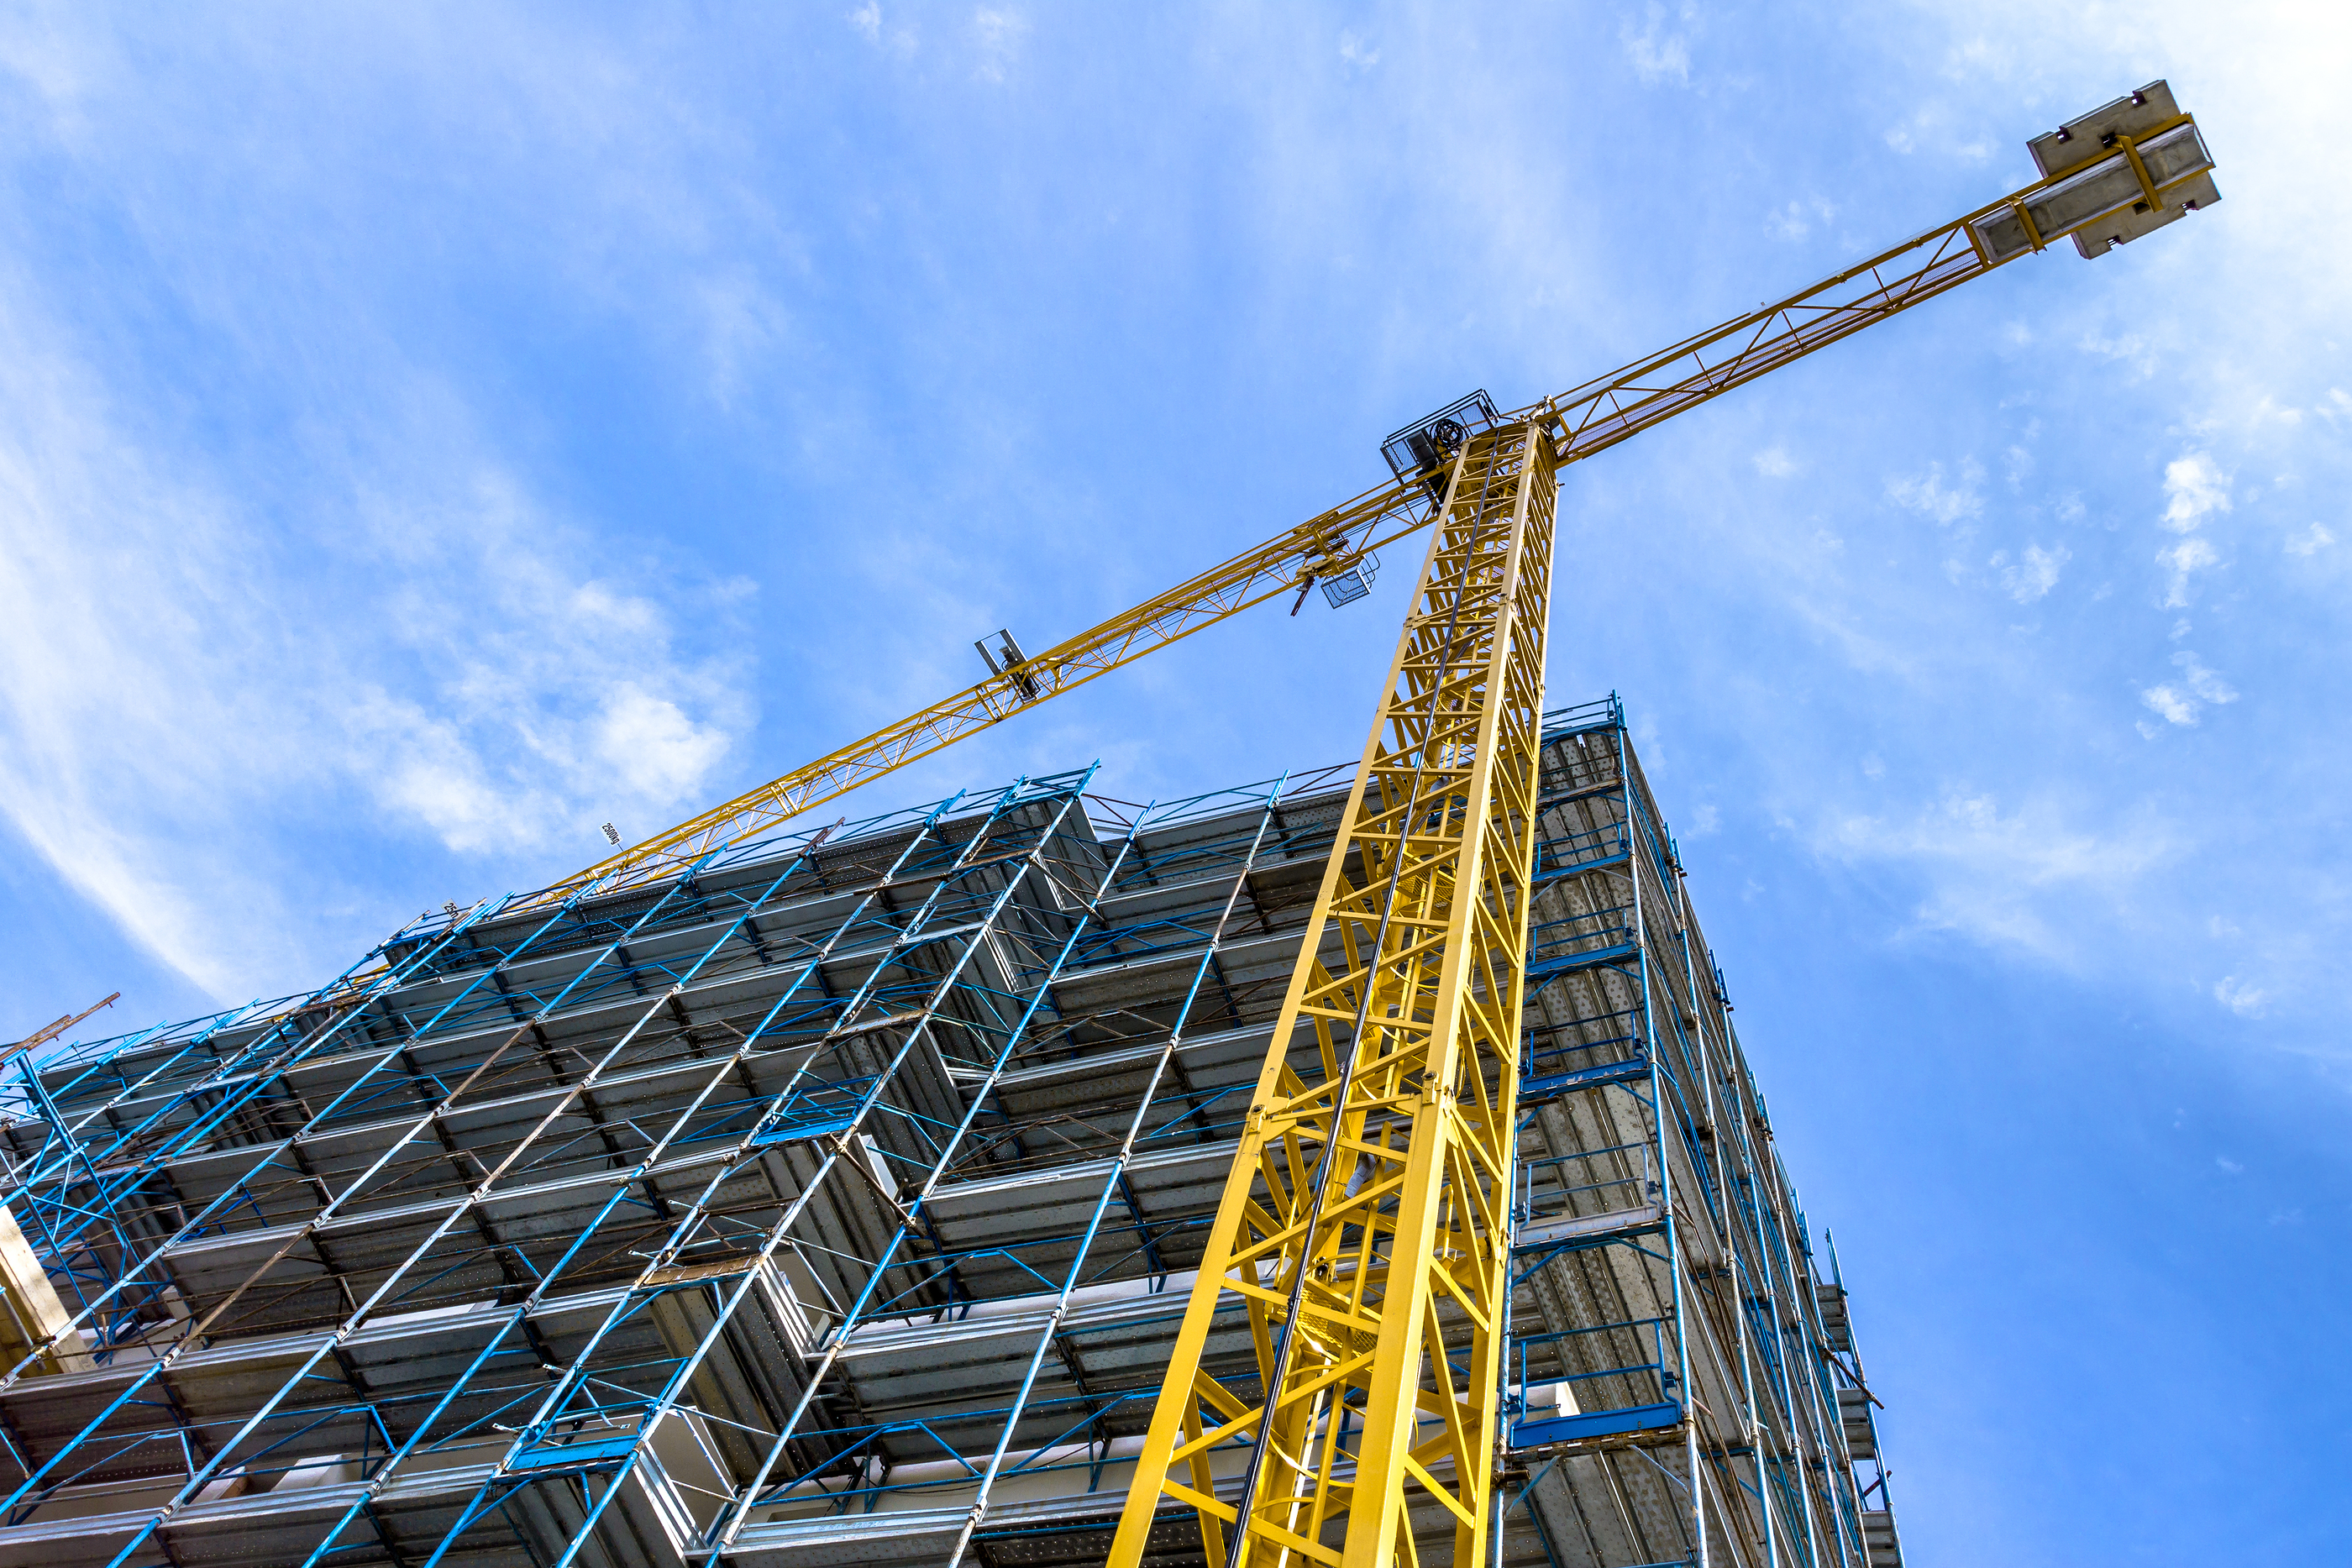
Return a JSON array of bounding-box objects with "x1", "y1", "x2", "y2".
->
[{"x1": 1107, "y1": 422, "x2": 1554, "y2": 1568}]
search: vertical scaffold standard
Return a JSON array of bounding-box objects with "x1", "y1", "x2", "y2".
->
[{"x1": 1108, "y1": 421, "x2": 1554, "y2": 1568}]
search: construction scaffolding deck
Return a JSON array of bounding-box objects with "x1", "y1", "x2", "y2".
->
[{"x1": 0, "y1": 697, "x2": 1902, "y2": 1568}]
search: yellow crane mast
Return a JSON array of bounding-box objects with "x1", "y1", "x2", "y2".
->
[
  {"x1": 1103, "y1": 85, "x2": 2215, "y2": 1568},
  {"x1": 503, "y1": 82, "x2": 2210, "y2": 1568},
  {"x1": 1110, "y1": 420, "x2": 1555, "y2": 1568}
]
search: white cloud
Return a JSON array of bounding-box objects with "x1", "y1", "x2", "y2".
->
[
  {"x1": 848, "y1": 1, "x2": 916, "y2": 54},
  {"x1": 2316, "y1": 388, "x2": 2352, "y2": 425},
  {"x1": 2081, "y1": 333, "x2": 2157, "y2": 378},
  {"x1": 594, "y1": 683, "x2": 732, "y2": 804},
  {"x1": 1941, "y1": 34, "x2": 2013, "y2": 79},
  {"x1": 1338, "y1": 30, "x2": 1379, "y2": 69},
  {"x1": 1994, "y1": 542, "x2": 2069, "y2": 603},
  {"x1": 2161, "y1": 454, "x2": 2230, "y2": 532},
  {"x1": 1620, "y1": 2, "x2": 1692, "y2": 85},
  {"x1": 1688, "y1": 803, "x2": 1719, "y2": 836},
  {"x1": 694, "y1": 270, "x2": 794, "y2": 411},
  {"x1": 1753, "y1": 445, "x2": 1796, "y2": 478},
  {"x1": 2245, "y1": 396, "x2": 2302, "y2": 429},
  {"x1": 2156, "y1": 536, "x2": 2220, "y2": 606},
  {"x1": 2174, "y1": 653, "x2": 2238, "y2": 706},
  {"x1": 1819, "y1": 789, "x2": 2171, "y2": 960},
  {"x1": 2140, "y1": 684, "x2": 2196, "y2": 727},
  {"x1": 1887, "y1": 459, "x2": 1983, "y2": 525},
  {"x1": 0, "y1": 56, "x2": 759, "y2": 998},
  {"x1": 2286, "y1": 522, "x2": 2334, "y2": 556},
  {"x1": 2214, "y1": 1153, "x2": 2245, "y2": 1172},
  {"x1": 972, "y1": 7, "x2": 1028, "y2": 82},
  {"x1": 1764, "y1": 197, "x2": 1835, "y2": 241},
  {"x1": 1877, "y1": 104, "x2": 1986, "y2": 160},
  {"x1": 2140, "y1": 653, "x2": 2238, "y2": 728},
  {"x1": 0, "y1": 362, "x2": 752, "y2": 991},
  {"x1": 2213, "y1": 978, "x2": 2267, "y2": 1019}
]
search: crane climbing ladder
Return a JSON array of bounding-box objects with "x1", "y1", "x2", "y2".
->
[{"x1": 0, "y1": 84, "x2": 2214, "y2": 1568}]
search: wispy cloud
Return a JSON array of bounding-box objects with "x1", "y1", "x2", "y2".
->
[
  {"x1": 2157, "y1": 536, "x2": 2220, "y2": 607},
  {"x1": 1887, "y1": 458, "x2": 1984, "y2": 525},
  {"x1": 848, "y1": 1, "x2": 917, "y2": 54},
  {"x1": 2082, "y1": 332, "x2": 2158, "y2": 379},
  {"x1": 2139, "y1": 652, "x2": 2239, "y2": 731},
  {"x1": 1818, "y1": 789, "x2": 2173, "y2": 962},
  {"x1": 1754, "y1": 445, "x2": 1796, "y2": 478},
  {"x1": 0, "y1": 340, "x2": 751, "y2": 991},
  {"x1": 2213, "y1": 978, "x2": 2267, "y2": 1019},
  {"x1": 972, "y1": 7, "x2": 1028, "y2": 82},
  {"x1": 1620, "y1": 2, "x2": 1693, "y2": 86},
  {"x1": 1992, "y1": 542, "x2": 2069, "y2": 602},
  {"x1": 0, "y1": 19, "x2": 762, "y2": 998},
  {"x1": 1765, "y1": 197, "x2": 1836, "y2": 241},
  {"x1": 1338, "y1": 30, "x2": 1379, "y2": 70}
]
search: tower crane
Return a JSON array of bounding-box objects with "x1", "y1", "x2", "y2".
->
[{"x1": 549, "y1": 83, "x2": 2213, "y2": 1568}]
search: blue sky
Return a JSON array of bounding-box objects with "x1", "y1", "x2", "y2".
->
[{"x1": 1, "y1": 3, "x2": 2344, "y2": 1560}]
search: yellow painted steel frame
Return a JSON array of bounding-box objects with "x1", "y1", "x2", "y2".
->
[
  {"x1": 1105, "y1": 422, "x2": 1553, "y2": 1568},
  {"x1": 483, "y1": 127, "x2": 2207, "y2": 931},
  {"x1": 506, "y1": 476, "x2": 1418, "y2": 914}
]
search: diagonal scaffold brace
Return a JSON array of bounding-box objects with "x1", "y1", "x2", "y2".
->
[{"x1": 1106, "y1": 420, "x2": 1554, "y2": 1568}]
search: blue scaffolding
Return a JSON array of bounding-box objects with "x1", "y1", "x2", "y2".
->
[{"x1": 0, "y1": 702, "x2": 1900, "y2": 1568}]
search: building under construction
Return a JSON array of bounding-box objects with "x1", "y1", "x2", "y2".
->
[
  {"x1": 0, "y1": 79, "x2": 2223, "y2": 1568},
  {"x1": 0, "y1": 699, "x2": 1896, "y2": 1568}
]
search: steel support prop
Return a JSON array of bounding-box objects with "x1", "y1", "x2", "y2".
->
[{"x1": 1107, "y1": 421, "x2": 1554, "y2": 1568}]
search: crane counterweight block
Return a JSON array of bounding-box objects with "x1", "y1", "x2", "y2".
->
[{"x1": 1977, "y1": 81, "x2": 2218, "y2": 261}]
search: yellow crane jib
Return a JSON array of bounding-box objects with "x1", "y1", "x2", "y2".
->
[{"x1": 502, "y1": 83, "x2": 2212, "y2": 933}]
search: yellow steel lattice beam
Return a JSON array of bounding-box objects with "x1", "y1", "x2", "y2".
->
[
  {"x1": 495, "y1": 108, "x2": 2208, "y2": 922},
  {"x1": 1105, "y1": 422, "x2": 1553, "y2": 1568}
]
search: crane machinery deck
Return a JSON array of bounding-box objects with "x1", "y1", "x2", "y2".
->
[{"x1": 0, "y1": 85, "x2": 2216, "y2": 1568}]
